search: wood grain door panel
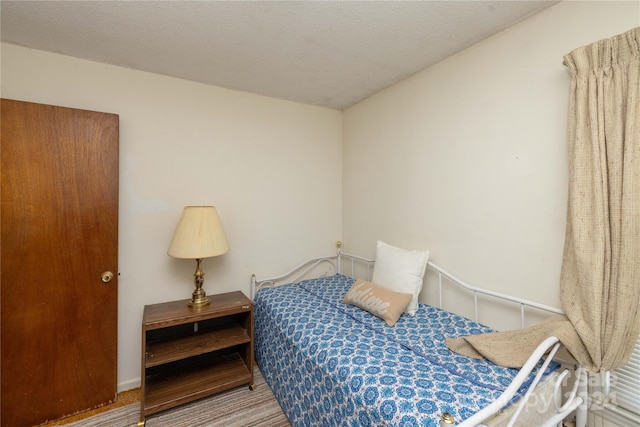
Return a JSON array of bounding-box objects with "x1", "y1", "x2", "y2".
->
[{"x1": 1, "y1": 99, "x2": 119, "y2": 426}]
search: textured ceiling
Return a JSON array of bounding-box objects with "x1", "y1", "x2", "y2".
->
[{"x1": 1, "y1": 1, "x2": 559, "y2": 109}]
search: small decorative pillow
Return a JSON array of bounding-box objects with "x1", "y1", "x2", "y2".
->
[
  {"x1": 342, "y1": 278, "x2": 413, "y2": 326},
  {"x1": 371, "y1": 240, "x2": 430, "y2": 316}
]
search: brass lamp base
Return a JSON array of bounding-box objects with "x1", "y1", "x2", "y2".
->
[
  {"x1": 189, "y1": 289, "x2": 210, "y2": 307},
  {"x1": 189, "y1": 258, "x2": 211, "y2": 307}
]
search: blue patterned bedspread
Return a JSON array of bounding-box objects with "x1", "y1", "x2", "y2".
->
[{"x1": 254, "y1": 274, "x2": 558, "y2": 427}]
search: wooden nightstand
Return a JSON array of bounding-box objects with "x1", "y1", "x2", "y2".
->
[{"x1": 138, "y1": 291, "x2": 254, "y2": 426}]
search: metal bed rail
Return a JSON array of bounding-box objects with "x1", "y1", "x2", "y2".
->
[
  {"x1": 254, "y1": 249, "x2": 565, "y2": 327},
  {"x1": 427, "y1": 261, "x2": 564, "y2": 328},
  {"x1": 251, "y1": 255, "x2": 338, "y2": 300},
  {"x1": 337, "y1": 251, "x2": 564, "y2": 327}
]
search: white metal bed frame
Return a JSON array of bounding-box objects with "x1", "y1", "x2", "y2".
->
[{"x1": 251, "y1": 249, "x2": 587, "y2": 427}]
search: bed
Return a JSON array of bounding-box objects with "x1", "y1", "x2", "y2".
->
[{"x1": 251, "y1": 244, "x2": 586, "y2": 427}]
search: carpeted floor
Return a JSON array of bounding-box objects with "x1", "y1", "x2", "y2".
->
[{"x1": 42, "y1": 367, "x2": 290, "y2": 427}]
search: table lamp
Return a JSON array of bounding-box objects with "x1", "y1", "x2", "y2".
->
[{"x1": 167, "y1": 206, "x2": 229, "y2": 307}]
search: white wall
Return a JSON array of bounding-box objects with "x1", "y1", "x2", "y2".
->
[
  {"x1": 0, "y1": 44, "x2": 343, "y2": 390},
  {"x1": 342, "y1": 1, "x2": 639, "y2": 327}
]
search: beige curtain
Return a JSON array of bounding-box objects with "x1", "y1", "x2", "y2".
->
[
  {"x1": 447, "y1": 27, "x2": 640, "y2": 373},
  {"x1": 560, "y1": 26, "x2": 640, "y2": 371}
]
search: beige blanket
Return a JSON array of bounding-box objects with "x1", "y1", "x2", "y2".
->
[{"x1": 445, "y1": 315, "x2": 596, "y2": 371}]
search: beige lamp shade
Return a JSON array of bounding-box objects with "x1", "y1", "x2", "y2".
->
[{"x1": 167, "y1": 206, "x2": 230, "y2": 259}]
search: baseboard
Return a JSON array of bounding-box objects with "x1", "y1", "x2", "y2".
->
[{"x1": 118, "y1": 377, "x2": 141, "y2": 393}]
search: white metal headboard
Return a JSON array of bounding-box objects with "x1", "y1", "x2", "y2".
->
[
  {"x1": 426, "y1": 261, "x2": 563, "y2": 328},
  {"x1": 252, "y1": 249, "x2": 563, "y2": 328}
]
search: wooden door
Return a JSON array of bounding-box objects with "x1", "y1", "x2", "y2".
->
[{"x1": 1, "y1": 99, "x2": 119, "y2": 426}]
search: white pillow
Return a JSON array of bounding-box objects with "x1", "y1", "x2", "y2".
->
[{"x1": 371, "y1": 240, "x2": 429, "y2": 315}]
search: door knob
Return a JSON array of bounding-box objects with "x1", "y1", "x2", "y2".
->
[{"x1": 101, "y1": 271, "x2": 114, "y2": 283}]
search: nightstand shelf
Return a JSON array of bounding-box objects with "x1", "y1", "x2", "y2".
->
[
  {"x1": 145, "y1": 352, "x2": 251, "y2": 414},
  {"x1": 139, "y1": 292, "x2": 254, "y2": 425},
  {"x1": 146, "y1": 323, "x2": 250, "y2": 368}
]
